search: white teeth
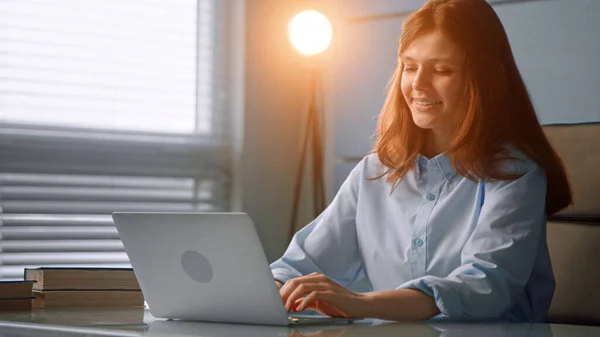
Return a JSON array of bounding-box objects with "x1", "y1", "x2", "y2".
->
[{"x1": 414, "y1": 99, "x2": 441, "y2": 106}]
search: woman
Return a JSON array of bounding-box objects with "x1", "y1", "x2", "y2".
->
[{"x1": 271, "y1": 0, "x2": 571, "y2": 322}]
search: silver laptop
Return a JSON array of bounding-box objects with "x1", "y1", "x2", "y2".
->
[{"x1": 112, "y1": 212, "x2": 355, "y2": 326}]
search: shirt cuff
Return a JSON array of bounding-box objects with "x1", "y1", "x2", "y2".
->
[
  {"x1": 271, "y1": 268, "x2": 301, "y2": 284},
  {"x1": 396, "y1": 276, "x2": 463, "y2": 320}
]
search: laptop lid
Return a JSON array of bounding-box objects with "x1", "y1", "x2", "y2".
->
[{"x1": 113, "y1": 212, "x2": 291, "y2": 326}]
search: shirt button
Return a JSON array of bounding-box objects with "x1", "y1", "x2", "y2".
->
[
  {"x1": 426, "y1": 193, "x2": 435, "y2": 201},
  {"x1": 413, "y1": 238, "x2": 424, "y2": 247},
  {"x1": 445, "y1": 173, "x2": 453, "y2": 180}
]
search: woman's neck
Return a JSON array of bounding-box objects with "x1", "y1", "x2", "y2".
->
[{"x1": 422, "y1": 130, "x2": 451, "y2": 159}]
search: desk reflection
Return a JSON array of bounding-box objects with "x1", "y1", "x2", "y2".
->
[
  {"x1": 288, "y1": 322, "x2": 554, "y2": 337},
  {"x1": 147, "y1": 320, "x2": 437, "y2": 337},
  {"x1": 147, "y1": 319, "x2": 564, "y2": 337}
]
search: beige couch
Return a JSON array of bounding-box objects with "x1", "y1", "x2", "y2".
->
[{"x1": 544, "y1": 123, "x2": 600, "y2": 325}]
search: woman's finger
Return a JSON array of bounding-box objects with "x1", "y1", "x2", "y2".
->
[
  {"x1": 280, "y1": 272, "x2": 323, "y2": 295},
  {"x1": 297, "y1": 290, "x2": 349, "y2": 318},
  {"x1": 280, "y1": 273, "x2": 331, "y2": 303},
  {"x1": 284, "y1": 283, "x2": 329, "y2": 311}
]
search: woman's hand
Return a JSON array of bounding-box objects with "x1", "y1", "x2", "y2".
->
[{"x1": 279, "y1": 272, "x2": 370, "y2": 319}]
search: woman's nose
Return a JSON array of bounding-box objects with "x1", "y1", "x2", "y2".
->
[{"x1": 412, "y1": 70, "x2": 431, "y2": 91}]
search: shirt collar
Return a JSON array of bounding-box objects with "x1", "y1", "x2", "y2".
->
[{"x1": 416, "y1": 153, "x2": 456, "y2": 182}]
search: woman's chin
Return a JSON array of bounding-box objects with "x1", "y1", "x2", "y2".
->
[
  {"x1": 412, "y1": 119, "x2": 438, "y2": 131},
  {"x1": 411, "y1": 111, "x2": 450, "y2": 130}
]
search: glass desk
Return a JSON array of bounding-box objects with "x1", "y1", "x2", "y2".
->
[{"x1": 0, "y1": 308, "x2": 598, "y2": 337}]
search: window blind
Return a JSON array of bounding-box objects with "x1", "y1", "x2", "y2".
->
[{"x1": 0, "y1": 0, "x2": 232, "y2": 280}]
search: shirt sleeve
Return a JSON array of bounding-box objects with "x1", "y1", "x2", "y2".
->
[
  {"x1": 396, "y1": 161, "x2": 547, "y2": 320},
  {"x1": 270, "y1": 160, "x2": 365, "y2": 288}
]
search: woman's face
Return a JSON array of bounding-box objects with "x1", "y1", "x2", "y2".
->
[{"x1": 400, "y1": 30, "x2": 464, "y2": 142}]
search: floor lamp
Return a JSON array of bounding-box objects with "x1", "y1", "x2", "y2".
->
[{"x1": 287, "y1": 10, "x2": 333, "y2": 243}]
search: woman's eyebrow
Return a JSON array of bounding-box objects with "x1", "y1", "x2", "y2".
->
[{"x1": 400, "y1": 55, "x2": 456, "y2": 63}]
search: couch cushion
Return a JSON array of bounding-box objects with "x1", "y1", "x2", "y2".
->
[
  {"x1": 543, "y1": 123, "x2": 600, "y2": 217},
  {"x1": 547, "y1": 220, "x2": 600, "y2": 325}
]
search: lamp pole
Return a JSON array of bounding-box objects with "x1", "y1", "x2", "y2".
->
[
  {"x1": 287, "y1": 10, "x2": 332, "y2": 242},
  {"x1": 288, "y1": 70, "x2": 326, "y2": 243}
]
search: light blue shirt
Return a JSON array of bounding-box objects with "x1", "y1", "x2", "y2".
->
[{"x1": 271, "y1": 151, "x2": 554, "y2": 322}]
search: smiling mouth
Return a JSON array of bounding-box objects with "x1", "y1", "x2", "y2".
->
[{"x1": 413, "y1": 98, "x2": 442, "y2": 109}]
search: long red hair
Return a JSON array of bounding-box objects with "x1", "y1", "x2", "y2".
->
[{"x1": 373, "y1": 0, "x2": 572, "y2": 215}]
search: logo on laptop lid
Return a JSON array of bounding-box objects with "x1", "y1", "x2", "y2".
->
[{"x1": 181, "y1": 250, "x2": 213, "y2": 283}]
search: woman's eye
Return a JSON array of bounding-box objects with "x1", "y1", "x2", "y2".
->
[
  {"x1": 435, "y1": 69, "x2": 451, "y2": 74},
  {"x1": 403, "y1": 67, "x2": 417, "y2": 73}
]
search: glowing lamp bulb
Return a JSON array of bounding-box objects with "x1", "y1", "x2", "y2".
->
[{"x1": 288, "y1": 10, "x2": 332, "y2": 55}]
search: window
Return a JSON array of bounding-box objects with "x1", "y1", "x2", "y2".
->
[{"x1": 0, "y1": 0, "x2": 237, "y2": 280}]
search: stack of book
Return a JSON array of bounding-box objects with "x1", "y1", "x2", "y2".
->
[
  {"x1": 0, "y1": 280, "x2": 35, "y2": 311},
  {"x1": 24, "y1": 267, "x2": 144, "y2": 308}
]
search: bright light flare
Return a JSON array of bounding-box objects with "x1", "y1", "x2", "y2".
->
[{"x1": 288, "y1": 10, "x2": 332, "y2": 55}]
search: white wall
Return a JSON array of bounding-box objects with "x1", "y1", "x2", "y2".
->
[{"x1": 242, "y1": 0, "x2": 325, "y2": 262}]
